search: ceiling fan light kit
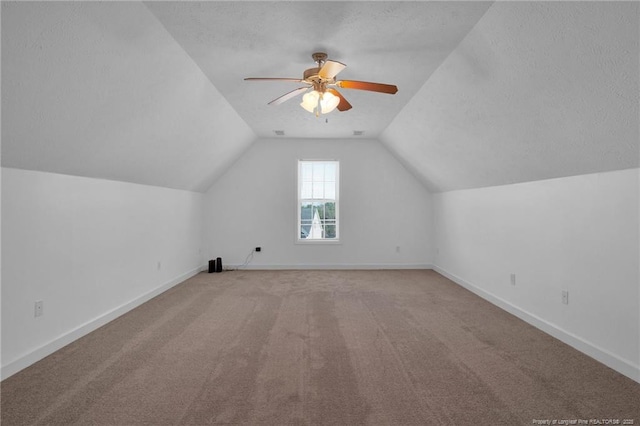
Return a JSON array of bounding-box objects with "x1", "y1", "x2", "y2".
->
[
  {"x1": 245, "y1": 52, "x2": 398, "y2": 116},
  {"x1": 300, "y1": 90, "x2": 340, "y2": 116}
]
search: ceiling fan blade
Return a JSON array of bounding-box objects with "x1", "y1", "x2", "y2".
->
[
  {"x1": 318, "y1": 60, "x2": 346, "y2": 80},
  {"x1": 268, "y1": 87, "x2": 309, "y2": 105},
  {"x1": 336, "y1": 80, "x2": 398, "y2": 94},
  {"x1": 244, "y1": 77, "x2": 304, "y2": 82},
  {"x1": 327, "y1": 89, "x2": 352, "y2": 111}
]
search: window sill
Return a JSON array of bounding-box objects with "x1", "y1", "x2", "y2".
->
[{"x1": 295, "y1": 239, "x2": 342, "y2": 245}]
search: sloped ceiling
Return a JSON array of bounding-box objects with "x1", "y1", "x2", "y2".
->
[
  {"x1": 1, "y1": 1, "x2": 255, "y2": 192},
  {"x1": 2, "y1": 2, "x2": 638, "y2": 193},
  {"x1": 380, "y1": 1, "x2": 639, "y2": 191}
]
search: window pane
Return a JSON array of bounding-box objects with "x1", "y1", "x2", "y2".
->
[
  {"x1": 325, "y1": 163, "x2": 336, "y2": 181},
  {"x1": 324, "y1": 202, "x2": 336, "y2": 220},
  {"x1": 301, "y1": 182, "x2": 312, "y2": 199},
  {"x1": 312, "y1": 182, "x2": 324, "y2": 199},
  {"x1": 301, "y1": 225, "x2": 311, "y2": 238},
  {"x1": 302, "y1": 163, "x2": 313, "y2": 181},
  {"x1": 324, "y1": 183, "x2": 336, "y2": 200},
  {"x1": 300, "y1": 204, "x2": 312, "y2": 221},
  {"x1": 324, "y1": 225, "x2": 336, "y2": 239},
  {"x1": 312, "y1": 162, "x2": 325, "y2": 182}
]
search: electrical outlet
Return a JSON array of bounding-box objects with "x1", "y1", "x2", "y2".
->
[
  {"x1": 395, "y1": 246, "x2": 400, "y2": 253},
  {"x1": 510, "y1": 273, "x2": 516, "y2": 286},
  {"x1": 34, "y1": 300, "x2": 43, "y2": 318},
  {"x1": 255, "y1": 247, "x2": 261, "y2": 252},
  {"x1": 562, "y1": 290, "x2": 569, "y2": 305},
  {"x1": 157, "y1": 261, "x2": 162, "y2": 270}
]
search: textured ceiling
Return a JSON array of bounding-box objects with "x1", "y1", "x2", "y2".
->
[
  {"x1": 381, "y1": 1, "x2": 639, "y2": 191},
  {"x1": 145, "y1": 1, "x2": 492, "y2": 139},
  {"x1": 1, "y1": 1, "x2": 255, "y2": 192},
  {"x1": 2, "y1": 1, "x2": 638, "y2": 193}
]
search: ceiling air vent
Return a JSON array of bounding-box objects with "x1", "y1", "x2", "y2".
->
[
  {"x1": 353, "y1": 130, "x2": 365, "y2": 136},
  {"x1": 274, "y1": 130, "x2": 285, "y2": 136}
]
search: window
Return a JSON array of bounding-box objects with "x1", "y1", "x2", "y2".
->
[{"x1": 298, "y1": 160, "x2": 339, "y2": 242}]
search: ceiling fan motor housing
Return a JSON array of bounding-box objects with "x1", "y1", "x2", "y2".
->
[
  {"x1": 304, "y1": 68, "x2": 333, "y2": 92},
  {"x1": 303, "y1": 67, "x2": 322, "y2": 81},
  {"x1": 303, "y1": 52, "x2": 335, "y2": 91}
]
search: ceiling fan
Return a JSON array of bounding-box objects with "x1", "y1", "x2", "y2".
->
[{"x1": 244, "y1": 52, "x2": 398, "y2": 116}]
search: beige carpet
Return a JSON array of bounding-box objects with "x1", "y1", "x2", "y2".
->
[{"x1": 2, "y1": 270, "x2": 639, "y2": 425}]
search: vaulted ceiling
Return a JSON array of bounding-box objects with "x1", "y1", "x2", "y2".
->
[{"x1": 2, "y1": 1, "x2": 638, "y2": 192}]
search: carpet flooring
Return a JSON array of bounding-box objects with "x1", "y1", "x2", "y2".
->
[{"x1": 1, "y1": 270, "x2": 639, "y2": 425}]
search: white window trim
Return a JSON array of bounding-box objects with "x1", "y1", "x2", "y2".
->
[{"x1": 296, "y1": 159, "x2": 341, "y2": 244}]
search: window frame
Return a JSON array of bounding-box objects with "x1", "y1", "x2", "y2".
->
[{"x1": 296, "y1": 159, "x2": 340, "y2": 244}]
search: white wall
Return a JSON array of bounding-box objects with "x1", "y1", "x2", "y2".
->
[
  {"x1": 1, "y1": 168, "x2": 204, "y2": 379},
  {"x1": 204, "y1": 138, "x2": 433, "y2": 269},
  {"x1": 1, "y1": 147, "x2": 3, "y2": 375},
  {"x1": 433, "y1": 168, "x2": 640, "y2": 382}
]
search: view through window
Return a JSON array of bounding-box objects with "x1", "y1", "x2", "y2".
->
[{"x1": 298, "y1": 160, "x2": 339, "y2": 241}]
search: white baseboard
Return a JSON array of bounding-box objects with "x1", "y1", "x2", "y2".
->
[
  {"x1": 219, "y1": 263, "x2": 434, "y2": 270},
  {"x1": 8, "y1": 264, "x2": 635, "y2": 385},
  {"x1": 1, "y1": 267, "x2": 202, "y2": 381},
  {"x1": 433, "y1": 265, "x2": 640, "y2": 384}
]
